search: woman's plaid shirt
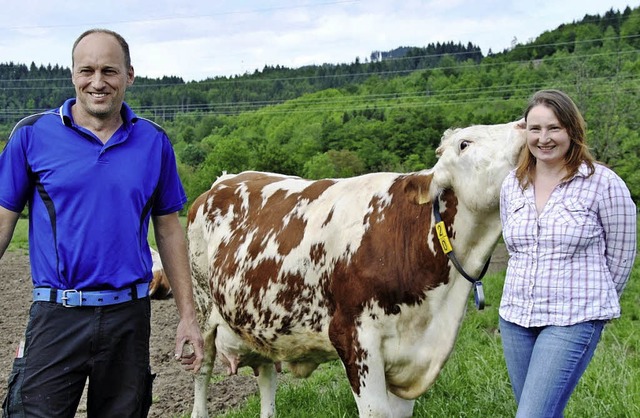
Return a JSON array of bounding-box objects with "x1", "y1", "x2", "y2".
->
[{"x1": 499, "y1": 163, "x2": 637, "y2": 327}]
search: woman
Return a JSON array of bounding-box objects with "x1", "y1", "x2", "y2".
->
[{"x1": 499, "y1": 89, "x2": 636, "y2": 417}]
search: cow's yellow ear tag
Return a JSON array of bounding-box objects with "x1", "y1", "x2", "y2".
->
[{"x1": 435, "y1": 221, "x2": 452, "y2": 254}]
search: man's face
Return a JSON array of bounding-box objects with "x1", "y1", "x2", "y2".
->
[{"x1": 71, "y1": 32, "x2": 134, "y2": 121}]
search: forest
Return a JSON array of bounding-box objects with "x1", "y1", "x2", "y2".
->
[{"x1": 1, "y1": 6, "x2": 639, "y2": 207}]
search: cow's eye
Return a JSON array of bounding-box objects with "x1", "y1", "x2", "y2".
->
[{"x1": 459, "y1": 140, "x2": 471, "y2": 152}]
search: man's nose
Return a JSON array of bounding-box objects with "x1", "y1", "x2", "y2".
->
[{"x1": 91, "y1": 73, "x2": 106, "y2": 88}]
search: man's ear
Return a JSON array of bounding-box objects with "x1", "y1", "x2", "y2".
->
[{"x1": 127, "y1": 66, "x2": 135, "y2": 86}]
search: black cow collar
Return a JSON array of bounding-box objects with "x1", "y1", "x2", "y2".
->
[{"x1": 432, "y1": 196, "x2": 489, "y2": 310}]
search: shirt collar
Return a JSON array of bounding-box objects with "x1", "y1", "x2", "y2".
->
[
  {"x1": 576, "y1": 163, "x2": 591, "y2": 178},
  {"x1": 60, "y1": 98, "x2": 139, "y2": 127},
  {"x1": 564, "y1": 163, "x2": 591, "y2": 183}
]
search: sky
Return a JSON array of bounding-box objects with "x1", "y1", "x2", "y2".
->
[{"x1": 0, "y1": 0, "x2": 637, "y2": 82}]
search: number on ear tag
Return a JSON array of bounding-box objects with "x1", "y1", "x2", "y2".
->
[{"x1": 435, "y1": 221, "x2": 452, "y2": 254}]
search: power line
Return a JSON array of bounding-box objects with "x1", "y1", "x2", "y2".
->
[{"x1": 2, "y1": 76, "x2": 637, "y2": 120}]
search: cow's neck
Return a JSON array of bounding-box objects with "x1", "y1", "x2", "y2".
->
[{"x1": 449, "y1": 205, "x2": 502, "y2": 275}]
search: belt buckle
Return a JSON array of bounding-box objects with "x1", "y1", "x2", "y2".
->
[{"x1": 61, "y1": 289, "x2": 82, "y2": 307}]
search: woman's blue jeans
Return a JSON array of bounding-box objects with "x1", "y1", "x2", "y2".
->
[{"x1": 499, "y1": 316, "x2": 605, "y2": 418}]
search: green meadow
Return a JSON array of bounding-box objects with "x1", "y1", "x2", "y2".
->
[{"x1": 214, "y1": 257, "x2": 639, "y2": 418}]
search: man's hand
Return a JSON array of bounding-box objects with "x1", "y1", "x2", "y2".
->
[{"x1": 174, "y1": 316, "x2": 204, "y2": 373}]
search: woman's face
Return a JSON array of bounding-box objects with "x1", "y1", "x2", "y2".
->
[{"x1": 525, "y1": 104, "x2": 571, "y2": 168}]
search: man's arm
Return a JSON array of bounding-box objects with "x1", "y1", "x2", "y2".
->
[
  {"x1": 152, "y1": 212, "x2": 204, "y2": 372},
  {"x1": 0, "y1": 206, "x2": 20, "y2": 260}
]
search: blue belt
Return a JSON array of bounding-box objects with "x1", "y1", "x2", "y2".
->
[{"x1": 32, "y1": 282, "x2": 150, "y2": 307}]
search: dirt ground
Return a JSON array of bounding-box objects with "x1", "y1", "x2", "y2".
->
[{"x1": 0, "y1": 245, "x2": 508, "y2": 417}]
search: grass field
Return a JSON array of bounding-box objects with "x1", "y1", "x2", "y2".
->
[
  {"x1": 214, "y1": 261, "x2": 639, "y2": 418},
  {"x1": 7, "y1": 218, "x2": 639, "y2": 417}
]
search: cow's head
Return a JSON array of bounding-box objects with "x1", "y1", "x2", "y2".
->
[{"x1": 430, "y1": 120, "x2": 526, "y2": 211}]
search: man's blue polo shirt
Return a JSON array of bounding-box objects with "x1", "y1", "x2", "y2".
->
[{"x1": 0, "y1": 99, "x2": 187, "y2": 290}]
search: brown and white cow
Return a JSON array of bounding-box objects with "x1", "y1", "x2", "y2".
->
[{"x1": 187, "y1": 120, "x2": 526, "y2": 418}]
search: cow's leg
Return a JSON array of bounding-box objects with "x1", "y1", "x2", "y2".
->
[
  {"x1": 256, "y1": 363, "x2": 277, "y2": 418},
  {"x1": 348, "y1": 349, "x2": 394, "y2": 417},
  {"x1": 330, "y1": 315, "x2": 392, "y2": 417},
  {"x1": 191, "y1": 328, "x2": 216, "y2": 418},
  {"x1": 387, "y1": 392, "x2": 415, "y2": 418}
]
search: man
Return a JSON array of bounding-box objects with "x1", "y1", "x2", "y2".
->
[{"x1": 0, "y1": 29, "x2": 204, "y2": 417}]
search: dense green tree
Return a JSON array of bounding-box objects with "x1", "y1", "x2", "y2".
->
[
  {"x1": 620, "y1": 8, "x2": 640, "y2": 48},
  {"x1": 180, "y1": 144, "x2": 207, "y2": 167},
  {"x1": 303, "y1": 153, "x2": 335, "y2": 179}
]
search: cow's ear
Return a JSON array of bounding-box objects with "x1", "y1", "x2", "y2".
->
[{"x1": 404, "y1": 175, "x2": 433, "y2": 205}]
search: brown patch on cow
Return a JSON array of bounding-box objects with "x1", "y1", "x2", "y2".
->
[
  {"x1": 216, "y1": 174, "x2": 334, "y2": 263},
  {"x1": 272, "y1": 180, "x2": 334, "y2": 256},
  {"x1": 322, "y1": 208, "x2": 334, "y2": 227},
  {"x1": 326, "y1": 174, "x2": 460, "y2": 395},
  {"x1": 440, "y1": 190, "x2": 458, "y2": 242},
  {"x1": 276, "y1": 270, "x2": 327, "y2": 333},
  {"x1": 274, "y1": 271, "x2": 306, "y2": 317},
  {"x1": 245, "y1": 258, "x2": 283, "y2": 301},
  {"x1": 362, "y1": 195, "x2": 385, "y2": 226},
  {"x1": 277, "y1": 216, "x2": 306, "y2": 254},
  {"x1": 309, "y1": 243, "x2": 326, "y2": 265},
  {"x1": 186, "y1": 189, "x2": 208, "y2": 228},
  {"x1": 329, "y1": 309, "x2": 368, "y2": 394},
  {"x1": 300, "y1": 179, "x2": 335, "y2": 200},
  {"x1": 229, "y1": 178, "x2": 329, "y2": 260},
  {"x1": 331, "y1": 174, "x2": 450, "y2": 313}
]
